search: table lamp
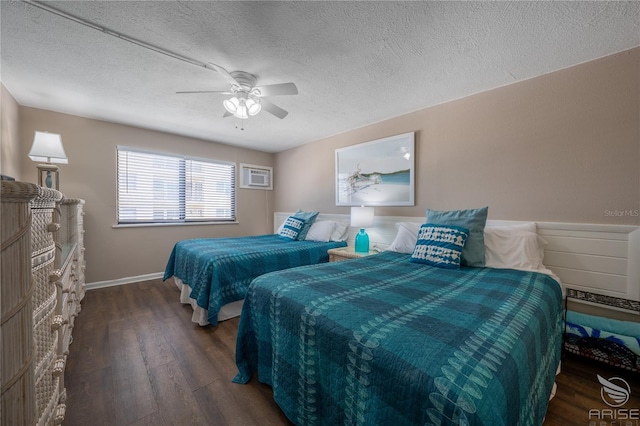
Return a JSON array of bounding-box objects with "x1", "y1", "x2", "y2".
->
[
  {"x1": 351, "y1": 206, "x2": 374, "y2": 253},
  {"x1": 28, "y1": 131, "x2": 68, "y2": 190}
]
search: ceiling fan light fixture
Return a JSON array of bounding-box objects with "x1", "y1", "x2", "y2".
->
[
  {"x1": 179, "y1": 66, "x2": 296, "y2": 122},
  {"x1": 223, "y1": 97, "x2": 240, "y2": 114},
  {"x1": 246, "y1": 98, "x2": 261, "y2": 116}
]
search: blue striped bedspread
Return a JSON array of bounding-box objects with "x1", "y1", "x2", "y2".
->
[
  {"x1": 234, "y1": 250, "x2": 563, "y2": 425},
  {"x1": 163, "y1": 234, "x2": 346, "y2": 325}
]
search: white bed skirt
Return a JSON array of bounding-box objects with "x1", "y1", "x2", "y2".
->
[
  {"x1": 550, "y1": 361, "x2": 561, "y2": 401},
  {"x1": 174, "y1": 277, "x2": 244, "y2": 326}
]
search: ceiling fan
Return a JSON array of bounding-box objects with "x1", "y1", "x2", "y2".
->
[{"x1": 177, "y1": 63, "x2": 298, "y2": 120}]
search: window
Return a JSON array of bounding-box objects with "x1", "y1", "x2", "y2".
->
[{"x1": 117, "y1": 147, "x2": 236, "y2": 224}]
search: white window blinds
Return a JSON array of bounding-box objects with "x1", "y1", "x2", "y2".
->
[{"x1": 117, "y1": 147, "x2": 236, "y2": 224}]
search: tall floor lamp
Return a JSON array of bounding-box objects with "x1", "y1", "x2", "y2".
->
[
  {"x1": 351, "y1": 206, "x2": 374, "y2": 253},
  {"x1": 28, "y1": 131, "x2": 68, "y2": 190}
]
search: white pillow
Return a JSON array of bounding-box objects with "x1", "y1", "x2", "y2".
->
[
  {"x1": 330, "y1": 222, "x2": 349, "y2": 242},
  {"x1": 484, "y1": 226, "x2": 547, "y2": 271},
  {"x1": 305, "y1": 221, "x2": 336, "y2": 242},
  {"x1": 387, "y1": 222, "x2": 421, "y2": 254}
]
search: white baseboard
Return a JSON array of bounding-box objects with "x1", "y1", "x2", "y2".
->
[{"x1": 86, "y1": 272, "x2": 164, "y2": 290}]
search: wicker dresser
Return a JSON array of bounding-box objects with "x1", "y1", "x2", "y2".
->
[{"x1": 1, "y1": 181, "x2": 85, "y2": 426}]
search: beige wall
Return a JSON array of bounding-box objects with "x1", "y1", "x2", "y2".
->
[
  {"x1": 6, "y1": 47, "x2": 639, "y2": 283},
  {"x1": 1, "y1": 84, "x2": 22, "y2": 180},
  {"x1": 18, "y1": 108, "x2": 274, "y2": 283},
  {"x1": 274, "y1": 48, "x2": 640, "y2": 226}
]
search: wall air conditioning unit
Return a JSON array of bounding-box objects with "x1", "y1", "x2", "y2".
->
[{"x1": 240, "y1": 163, "x2": 273, "y2": 190}]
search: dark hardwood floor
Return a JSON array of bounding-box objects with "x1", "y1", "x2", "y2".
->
[{"x1": 65, "y1": 279, "x2": 639, "y2": 425}]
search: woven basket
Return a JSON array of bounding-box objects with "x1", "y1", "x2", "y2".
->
[{"x1": 564, "y1": 334, "x2": 639, "y2": 372}]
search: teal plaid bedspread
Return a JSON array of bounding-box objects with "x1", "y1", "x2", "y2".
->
[
  {"x1": 163, "y1": 235, "x2": 346, "y2": 325},
  {"x1": 234, "y1": 250, "x2": 563, "y2": 425}
]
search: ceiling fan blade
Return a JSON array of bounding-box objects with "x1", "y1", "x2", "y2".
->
[
  {"x1": 207, "y1": 62, "x2": 241, "y2": 88},
  {"x1": 260, "y1": 98, "x2": 289, "y2": 119},
  {"x1": 222, "y1": 111, "x2": 233, "y2": 118},
  {"x1": 176, "y1": 90, "x2": 233, "y2": 94},
  {"x1": 253, "y1": 82, "x2": 298, "y2": 97}
]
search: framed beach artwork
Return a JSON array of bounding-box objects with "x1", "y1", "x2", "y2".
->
[{"x1": 335, "y1": 132, "x2": 415, "y2": 206}]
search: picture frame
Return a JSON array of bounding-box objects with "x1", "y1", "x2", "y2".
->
[{"x1": 335, "y1": 132, "x2": 415, "y2": 206}]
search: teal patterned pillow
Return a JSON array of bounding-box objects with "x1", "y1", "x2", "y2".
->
[
  {"x1": 410, "y1": 224, "x2": 469, "y2": 269},
  {"x1": 426, "y1": 206, "x2": 488, "y2": 267},
  {"x1": 278, "y1": 216, "x2": 306, "y2": 240},
  {"x1": 294, "y1": 209, "x2": 319, "y2": 240}
]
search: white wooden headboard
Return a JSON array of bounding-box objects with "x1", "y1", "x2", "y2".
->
[{"x1": 274, "y1": 212, "x2": 640, "y2": 304}]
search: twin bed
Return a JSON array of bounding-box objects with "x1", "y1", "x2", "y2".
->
[
  {"x1": 163, "y1": 210, "x2": 575, "y2": 425},
  {"x1": 163, "y1": 234, "x2": 347, "y2": 325}
]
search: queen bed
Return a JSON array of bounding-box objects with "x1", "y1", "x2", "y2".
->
[
  {"x1": 234, "y1": 251, "x2": 563, "y2": 425},
  {"x1": 234, "y1": 209, "x2": 565, "y2": 425},
  {"x1": 163, "y1": 216, "x2": 348, "y2": 325}
]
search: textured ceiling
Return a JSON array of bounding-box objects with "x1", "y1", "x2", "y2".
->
[{"x1": 1, "y1": 1, "x2": 639, "y2": 153}]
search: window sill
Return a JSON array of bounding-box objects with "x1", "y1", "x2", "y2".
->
[{"x1": 112, "y1": 221, "x2": 239, "y2": 229}]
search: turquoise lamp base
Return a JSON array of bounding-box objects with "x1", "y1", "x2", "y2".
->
[
  {"x1": 45, "y1": 171, "x2": 53, "y2": 188},
  {"x1": 354, "y1": 228, "x2": 369, "y2": 253},
  {"x1": 36, "y1": 164, "x2": 59, "y2": 190}
]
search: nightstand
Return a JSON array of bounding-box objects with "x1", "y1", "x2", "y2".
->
[
  {"x1": 328, "y1": 247, "x2": 378, "y2": 262},
  {"x1": 563, "y1": 288, "x2": 640, "y2": 371}
]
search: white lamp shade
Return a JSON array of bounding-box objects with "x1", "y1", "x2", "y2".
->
[
  {"x1": 234, "y1": 99, "x2": 249, "y2": 119},
  {"x1": 223, "y1": 97, "x2": 240, "y2": 114},
  {"x1": 28, "y1": 131, "x2": 68, "y2": 164},
  {"x1": 246, "y1": 98, "x2": 261, "y2": 116},
  {"x1": 350, "y1": 206, "x2": 374, "y2": 228}
]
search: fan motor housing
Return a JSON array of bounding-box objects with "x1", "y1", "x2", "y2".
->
[{"x1": 230, "y1": 71, "x2": 257, "y2": 91}]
